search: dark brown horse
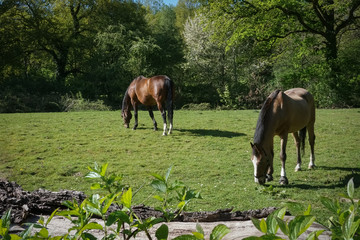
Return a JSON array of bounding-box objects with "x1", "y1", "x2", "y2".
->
[
  {"x1": 121, "y1": 75, "x2": 174, "y2": 135},
  {"x1": 250, "y1": 88, "x2": 316, "y2": 185}
]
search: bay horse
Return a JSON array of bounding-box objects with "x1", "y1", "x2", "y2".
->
[
  {"x1": 250, "y1": 88, "x2": 316, "y2": 185},
  {"x1": 121, "y1": 75, "x2": 174, "y2": 136}
]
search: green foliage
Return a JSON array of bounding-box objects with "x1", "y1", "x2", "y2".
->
[
  {"x1": 321, "y1": 178, "x2": 360, "y2": 240},
  {"x1": 60, "y1": 93, "x2": 111, "y2": 112},
  {"x1": 151, "y1": 166, "x2": 202, "y2": 221},
  {"x1": 245, "y1": 206, "x2": 324, "y2": 240},
  {"x1": 246, "y1": 178, "x2": 360, "y2": 239},
  {"x1": 0, "y1": 163, "x2": 225, "y2": 240}
]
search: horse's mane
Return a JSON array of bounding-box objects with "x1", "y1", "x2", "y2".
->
[
  {"x1": 122, "y1": 76, "x2": 145, "y2": 112},
  {"x1": 253, "y1": 90, "x2": 281, "y2": 144},
  {"x1": 121, "y1": 88, "x2": 130, "y2": 113}
]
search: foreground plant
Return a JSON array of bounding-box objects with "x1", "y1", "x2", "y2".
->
[
  {"x1": 321, "y1": 178, "x2": 360, "y2": 240},
  {"x1": 244, "y1": 205, "x2": 324, "y2": 240},
  {"x1": 0, "y1": 163, "x2": 215, "y2": 240},
  {"x1": 151, "y1": 166, "x2": 202, "y2": 222}
]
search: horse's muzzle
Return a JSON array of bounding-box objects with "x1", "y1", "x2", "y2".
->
[{"x1": 254, "y1": 176, "x2": 266, "y2": 185}]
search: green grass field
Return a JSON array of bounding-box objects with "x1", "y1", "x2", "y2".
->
[{"x1": 1, "y1": 109, "x2": 359, "y2": 224}]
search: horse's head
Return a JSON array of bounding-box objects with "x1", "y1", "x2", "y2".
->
[
  {"x1": 250, "y1": 142, "x2": 271, "y2": 185},
  {"x1": 121, "y1": 108, "x2": 132, "y2": 128}
]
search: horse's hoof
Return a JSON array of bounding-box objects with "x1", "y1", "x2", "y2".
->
[
  {"x1": 266, "y1": 174, "x2": 273, "y2": 182},
  {"x1": 308, "y1": 164, "x2": 316, "y2": 170},
  {"x1": 162, "y1": 132, "x2": 167, "y2": 136},
  {"x1": 295, "y1": 167, "x2": 301, "y2": 172},
  {"x1": 279, "y1": 176, "x2": 289, "y2": 185}
]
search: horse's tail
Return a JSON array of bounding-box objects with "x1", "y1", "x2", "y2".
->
[
  {"x1": 299, "y1": 127, "x2": 307, "y2": 156},
  {"x1": 165, "y1": 76, "x2": 174, "y2": 121}
]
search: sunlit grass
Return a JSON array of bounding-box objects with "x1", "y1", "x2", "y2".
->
[{"x1": 0, "y1": 109, "x2": 359, "y2": 223}]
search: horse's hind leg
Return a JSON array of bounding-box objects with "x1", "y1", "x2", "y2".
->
[
  {"x1": 308, "y1": 124, "x2": 316, "y2": 169},
  {"x1": 167, "y1": 106, "x2": 173, "y2": 135},
  {"x1": 292, "y1": 132, "x2": 302, "y2": 172},
  {"x1": 279, "y1": 135, "x2": 289, "y2": 185},
  {"x1": 147, "y1": 107, "x2": 158, "y2": 131},
  {"x1": 132, "y1": 104, "x2": 138, "y2": 130},
  {"x1": 158, "y1": 103, "x2": 167, "y2": 136}
]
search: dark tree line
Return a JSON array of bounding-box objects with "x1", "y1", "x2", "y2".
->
[{"x1": 1, "y1": 0, "x2": 359, "y2": 112}]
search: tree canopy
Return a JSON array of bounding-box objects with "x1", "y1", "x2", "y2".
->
[{"x1": 1, "y1": 0, "x2": 359, "y2": 112}]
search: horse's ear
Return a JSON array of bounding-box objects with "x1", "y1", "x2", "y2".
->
[{"x1": 251, "y1": 142, "x2": 260, "y2": 154}]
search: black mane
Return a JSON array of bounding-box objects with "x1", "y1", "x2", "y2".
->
[
  {"x1": 253, "y1": 90, "x2": 281, "y2": 144},
  {"x1": 121, "y1": 88, "x2": 129, "y2": 113}
]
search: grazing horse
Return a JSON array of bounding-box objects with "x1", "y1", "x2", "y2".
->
[
  {"x1": 121, "y1": 75, "x2": 174, "y2": 135},
  {"x1": 250, "y1": 88, "x2": 316, "y2": 185}
]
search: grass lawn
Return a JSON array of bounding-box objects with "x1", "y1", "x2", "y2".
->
[{"x1": 1, "y1": 109, "x2": 359, "y2": 224}]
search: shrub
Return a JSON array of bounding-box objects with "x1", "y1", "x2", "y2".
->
[{"x1": 60, "y1": 93, "x2": 111, "y2": 112}]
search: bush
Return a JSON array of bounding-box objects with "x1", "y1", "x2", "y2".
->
[
  {"x1": 181, "y1": 103, "x2": 212, "y2": 110},
  {"x1": 60, "y1": 93, "x2": 111, "y2": 112}
]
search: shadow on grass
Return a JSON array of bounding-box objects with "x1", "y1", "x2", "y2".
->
[
  {"x1": 275, "y1": 166, "x2": 360, "y2": 190},
  {"x1": 178, "y1": 128, "x2": 246, "y2": 138}
]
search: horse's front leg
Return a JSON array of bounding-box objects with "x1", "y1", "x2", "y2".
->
[
  {"x1": 308, "y1": 123, "x2": 316, "y2": 169},
  {"x1": 132, "y1": 103, "x2": 138, "y2": 130},
  {"x1": 158, "y1": 103, "x2": 167, "y2": 136},
  {"x1": 292, "y1": 132, "x2": 302, "y2": 171},
  {"x1": 147, "y1": 107, "x2": 157, "y2": 131},
  {"x1": 266, "y1": 149, "x2": 274, "y2": 182},
  {"x1": 279, "y1": 135, "x2": 289, "y2": 185}
]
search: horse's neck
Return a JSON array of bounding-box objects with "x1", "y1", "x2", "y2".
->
[{"x1": 254, "y1": 121, "x2": 276, "y2": 159}]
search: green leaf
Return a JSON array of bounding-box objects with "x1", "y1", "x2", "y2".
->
[
  {"x1": 303, "y1": 205, "x2": 312, "y2": 216},
  {"x1": 151, "y1": 179, "x2": 167, "y2": 193},
  {"x1": 305, "y1": 230, "x2": 325, "y2": 240},
  {"x1": 251, "y1": 217, "x2": 262, "y2": 232},
  {"x1": 151, "y1": 173, "x2": 166, "y2": 182},
  {"x1": 172, "y1": 235, "x2": 198, "y2": 240},
  {"x1": 90, "y1": 183, "x2": 102, "y2": 190},
  {"x1": 121, "y1": 187, "x2": 132, "y2": 209},
  {"x1": 289, "y1": 215, "x2": 316, "y2": 239},
  {"x1": 192, "y1": 231, "x2": 204, "y2": 239},
  {"x1": 155, "y1": 224, "x2": 169, "y2": 240},
  {"x1": 9, "y1": 234, "x2": 22, "y2": 240},
  {"x1": 266, "y1": 207, "x2": 286, "y2": 235},
  {"x1": 165, "y1": 166, "x2": 172, "y2": 182},
  {"x1": 82, "y1": 232, "x2": 98, "y2": 240},
  {"x1": 107, "y1": 211, "x2": 131, "y2": 226},
  {"x1": 347, "y1": 178, "x2": 354, "y2": 199},
  {"x1": 275, "y1": 217, "x2": 289, "y2": 236},
  {"x1": 85, "y1": 171, "x2": 101, "y2": 179},
  {"x1": 153, "y1": 195, "x2": 164, "y2": 202},
  {"x1": 196, "y1": 223, "x2": 204, "y2": 235},
  {"x1": 100, "y1": 162, "x2": 108, "y2": 177},
  {"x1": 210, "y1": 224, "x2": 230, "y2": 240},
  {"x1": 259, "y1": 219, "x2": 267, "y2": 233},
  {"x1": 81, "y1": 222, "x2": 103, "y2": 232},
  {"x1": 38, "y1": 228, "x2": 49, "y2": 238}
]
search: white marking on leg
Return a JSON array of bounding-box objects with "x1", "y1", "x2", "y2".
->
[
  {"x1": 309, "y1": 154, "x2": 315, "y2": 169},
  {"x1": 168, "y1": 123, "x2": 173, "y2": 135},
  {"x1": 295, "y1": 163, "x2": 301, "y2": 172},
  {"x1": 252, "y1": 157, "x2": 258, "y2": 182},
  {"x1": 162, "y1": 123, "x2": 167, "y2": 136},
  {"x1": 281, "y1": 167, "x2": 286, "y2": 177}
]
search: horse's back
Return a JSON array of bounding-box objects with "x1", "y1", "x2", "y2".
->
[{"x1": 277, "y1": 88, "x2": 315, "y2": 133}]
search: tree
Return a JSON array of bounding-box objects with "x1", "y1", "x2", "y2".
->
[{"x1": 204, "y1": 0, "x2": 360, "y2": 106}]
